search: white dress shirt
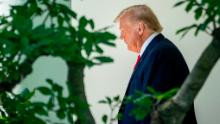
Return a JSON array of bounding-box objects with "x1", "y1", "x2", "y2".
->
[{"x1": 139, "y1": 32, "x2": 160, "y2": 57}]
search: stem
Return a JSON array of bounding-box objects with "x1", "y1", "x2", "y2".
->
[
  {"x1": 66, "y1": 61, "x2": 95, "y2": 124},
  {"x1": 43, "y1": 12, "x2": 49, "y2": 24},
  {"x1": 109, "y1": 106, "x2": 114, "y2": 124},
  {"x1": 204, "y1": 29, "x2": 212, "y2": 36},
  {"x1": 157, "y1": 36, "x2": 220, "y2": 124}
]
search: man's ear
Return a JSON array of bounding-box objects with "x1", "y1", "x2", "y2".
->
[{"x1": 137, "y1": 22, "x2": 145, "y2": 35}]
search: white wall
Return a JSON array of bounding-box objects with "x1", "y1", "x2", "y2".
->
[{"x1": 1, "y1": 0, "x2": 220, "y2": 124}]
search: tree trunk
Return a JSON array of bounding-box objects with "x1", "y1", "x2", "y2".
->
[
  {"x1": 152, "y1": 29, "x2": 220, "y2": 124},
  {"x1": 66, "y1": 61, "x2": 95, "y2": 124}
]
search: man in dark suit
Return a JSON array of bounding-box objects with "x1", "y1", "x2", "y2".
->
[{"x1": 114, "y1": 5, "x2": 197, "y2": 124}]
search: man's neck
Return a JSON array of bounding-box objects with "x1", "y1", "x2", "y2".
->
[
  {"x1": 137, "y1": 31, "x2": 155, "y2": 53},
  {"x1": 139, "y1": 32, "x2": 160, "y2": 56}
]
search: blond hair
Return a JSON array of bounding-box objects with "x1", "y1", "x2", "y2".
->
[{"x1": 115, "y1": 4, "x2": 163, "y2": 32}]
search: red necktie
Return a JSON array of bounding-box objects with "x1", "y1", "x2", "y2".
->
[{"x1": 134, "y1": 55, "x2": 141, "y2": 69}]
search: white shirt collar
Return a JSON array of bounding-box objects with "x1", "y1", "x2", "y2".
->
[{"x1": 139, "y1": 32, "x2": 160, "y2": 56}]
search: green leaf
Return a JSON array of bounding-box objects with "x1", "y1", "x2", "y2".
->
[
  {"x1": 106, "y1": 96, "x2": 112, "y2": 104},
  {"x1": 57, "y1": 3, "x2": 77, "y2": 19},
  {"x1": 206, "y1": 4, "x2": 214, "y2": 16},
  {"x1": 79, "y1": 16, "x2": 88, "y2": 30},
  {"x1": 20, "y1": 88, "x2": 30, "y2": 98},
  {"x1": 193, "y1": 18, "x2": 212, "y2": 36},
  {"x1": 173, "y1": 1, "x2": 186, "y2": 7},
  {"x1": 19, "y1": 88, "x2": 35, "y2": 101},
  {"x1": 57, "y1": 96, "x2": 66, "y2": 109},
  {"x1": 67, "y1": 113, "x2": 74, "y2": 124},
  {"x1": 37, "y1": 87, "x2": 51, "y2": 95},
  {"x1": 21, "y1": 37, "x2": 30, "y2": 54},
  {"x1": 98, "y1": 100, "x2": 107, "y2": 104},
  {"x1": 0, "y1": 16, "x2": 8, "y2": 25},
  {"x1": 0, "y1": 109, "x2": 6, "y2": 118},
  {"x1": 88, "y1": 19, "x2": 95, "y2": 29},
  {"x1": 36, "y1": 107, "x2": 48, "y2": 116},
  {"x1": 31, "y1": 25, "x2": 54, "y2": 40},
  {"x1": 202, "y1": 17, "x2": 212, "y2": 30},
  {"x1": 194, "y1": 7, "x2": 203, "y2": 20},
  {"x1": 56, "y1": 109, "x2": 66, "y2": 119},
  {"x1": 176, "y1": 24, "x2": 197, "y2": 37},
  {"x1": 117, "y1": 113, "x2": 123, "y2": 120},
  {"x1": 130, "y1": 95, "x2": 153, "y2": 120},
  {"x1": 113, "y1": 95, "x2": 120, "y2": 102},
  {"x1": 85, "y1": 60, "x2": 96, "y2": 67},
  {"x1": 102, "y1": 114, "x2": 108, "y2": 124},
  {"x1": 47, "y1": 96, "x2": 54, "y2": 110},
  {"x1": 95, "y1": 45, "x2": 104, "y2": 54},
  {"x1": 84, "y1": 40, "x2": 93, "y2": 56},
  {"x1": 32, "y1": 102, "x2": 46, "y2": 107},
  {"x1": 101, "y1": 41, "x2": 116, "y2": 47},
  {"x1": 155, "y1": 88, "x2": 179, "y2": 101},
  {"x1": 46, "y1": 78, "x2": 54, "y2": 86},
  {"x1": 58, "y1": 15, "x2": 64, "y2": 26},
  {"x1": 94, "y1": 56, "x2": 113, "y2": 63},
  {"x1": 12, "y1": 15, "x2": 33, "y2": 34},
  {"x1": 101, "y1": 32, "x2": 117, "y2": 40},
  {"x1": 194, "y1": 26, "x2": 200, "y2": 36},
  {"x1": 147, "y1": 87, "x2": 159, "y2": 95},
  {"x1": 27, "y1": 1, "x2": 39, "y2": 16},
  {"x1": 53, "y1": 84, "x2": 63, "y2": 96},
  {"x1": 185, "y1": 1, "x2": 194, "y2": 12},
  {"x1": 25, "y1": 116, "x2": 47, "y2": 124},
  {"x1": 32, "y1": 103, "x2": 48, "y2": 116}
]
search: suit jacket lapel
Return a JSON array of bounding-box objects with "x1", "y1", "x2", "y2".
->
[
  {"x1": 129, "y1": 33, "x2": 164, "y2": 81},
  {"x1": 118, "y1": 34, "x2": 164, "y2": 114}
]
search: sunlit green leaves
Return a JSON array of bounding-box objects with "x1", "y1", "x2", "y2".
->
[
  {"x1": 0, "y1": 89, "x2": 47, "y2": 123},
  {"x1": 174, "y1": 0, "x2": 220, "y2": 37},
  {"x1": 99, "y1": 95, "x2": 122, "y2": 124},
  {"x1": 0, "y1": 0, "x2": 117, "y2": 123},
  {"x1": 126, "y1": 91, "x2": 153, "y2": 120},
  {"x1": 124, "y1": 87, "x2": 179, "y2": 121},
  {"x1": 0, "y1": 78, "x2": 80, "y2": 124},
  {"x1": 0, "y1": 0, "x2": 117, "y2": 84},
  {"x1": 79, "y1": 16, "x2": 94, "y2": 30},
  {"x1": 56, "y1": 3, "x2": 77, "y2": 19},
  {"x1": 176, "y1": 24, "x2": 197, "y2": 37},
  {"x1": 12, "y1": 15, "x2": 33, "y2": 35},
  {"x1": 30, "y1": 25, "x2": 54, "y2": 40}
]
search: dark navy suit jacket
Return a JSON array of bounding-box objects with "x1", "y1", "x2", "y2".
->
[{"x1": 118, "y1": 34, "x2": 197, "y2": 124}]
